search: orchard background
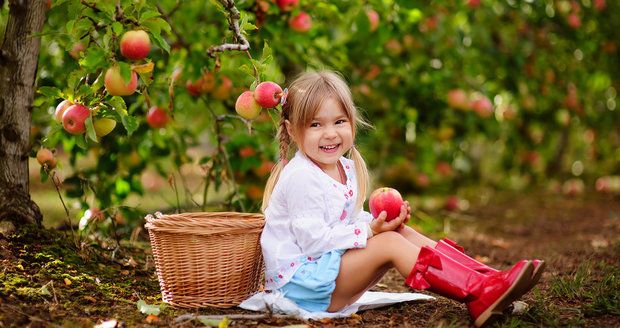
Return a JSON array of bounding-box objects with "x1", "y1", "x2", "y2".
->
[{"x1": 0, "y1": 0, "x2": 619, "y2": 326}]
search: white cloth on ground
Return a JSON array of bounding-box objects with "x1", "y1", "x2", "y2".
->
[{"x1": 239, "y1": 291, "x2": 434, "y2": 320}]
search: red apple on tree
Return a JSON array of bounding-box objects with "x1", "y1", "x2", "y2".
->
[
  {"x1": 120, "y1": 30, "x2": 151, "y2": 60},
  {"x1": 36, "y1": 148, "x2": 57, "y2": 169},
  {"x1": 212, "y1": 76, "x2": 233, "y2": 100},
  {"x1": 289, "y1": 12, "x2": 312, "y2": 33},
  {"x1": 104, "y1": 66, "x2": 138, "y2": 96},
  {"x1": 69, "y1": 43, "x2": 86, "y2": 59},
  {"x1": 471, "y1": 95, "x2": 494, "y2": 118},
  {"x1": 54, "y1": 99, "x2": 73, "y2": 122},
  {"x1": 276, "y1": 0, "x2": 298, "y2": 12},
  {"x1": 369, "y1": 187, "x2": 405, "y2": 222},
  {"x1": 146, "y1": 107, "x2": 169, "y2": 128},
  {"x1": 62, "y1": 104, "x2": 90, "y2": 135},
  {"x1": 235, "y1": 91, "x2": 262, "y2": 120},
  {"x1": 254, "y1": 81, "x2": 283, "y2": 108},
  {"x1": 366, "y1": 9, "x2": 379, "y2": 32},
  {"x1": 447, "y1": 89, "x2": 469, "y2": 110}
]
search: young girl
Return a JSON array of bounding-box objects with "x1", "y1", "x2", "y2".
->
[{"x1": 260, "y1": 71, "x2": 544, "y2": 327}]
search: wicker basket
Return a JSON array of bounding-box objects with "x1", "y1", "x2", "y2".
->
[{"x1": 145, "y1": 212, "x2": 265, "y2": 308}]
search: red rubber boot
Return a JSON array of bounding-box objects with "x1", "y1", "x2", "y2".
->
[
  {"x1": 406, "y1": 246, "x2": 533, "y2": 327},
  {"x1": 436, "y1": 238, "x2": 545, "y2": 297}
]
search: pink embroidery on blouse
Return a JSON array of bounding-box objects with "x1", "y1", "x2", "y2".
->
[
  {"x1": 354, "y1": 242, "x2": 359, "y2": 247},
  {"x1": 349, "y1": 190, "x2": 353, "y2": 196},
  {"x1": 290, "y1": 262, "x2": 295, "y2": 267},
  {"x1": 354, "y1": 228, "x2": 361, "y2": 235},
  {"x1": 340, "y1": 210, "x2": 347, "y2": 221}
]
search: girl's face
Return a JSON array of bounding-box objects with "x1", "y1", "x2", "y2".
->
[{"x1": 296, "y1": 97, "x2": 353, "y2": 172}]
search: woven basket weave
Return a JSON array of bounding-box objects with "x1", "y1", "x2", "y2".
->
[{"x1": 145, "y1": 212, "x2": 265, "y2": 308}]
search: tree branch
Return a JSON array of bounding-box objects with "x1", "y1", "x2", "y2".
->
[{"x1": 207, "y1": 0, "x2": 250, "y2": 58}]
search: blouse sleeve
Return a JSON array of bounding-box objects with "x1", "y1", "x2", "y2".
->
[
  {"x1": 354, "y1": 209, "x2": 375, "y2": 224},
  {"x1": 285, "y1": 168, "x2": 369, "y2": 257}
]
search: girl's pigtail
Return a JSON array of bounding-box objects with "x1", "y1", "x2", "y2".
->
[
  {"x1": 261, "y1": 119, "x2": 290, "y2": 212},
  {"x1": 350, "y1": 146, "x2": 369, "y2": 214}
]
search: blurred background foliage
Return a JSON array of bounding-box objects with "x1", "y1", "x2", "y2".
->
[{"x1": 2, "y1": 0, "x2": 618, "y2": 236}]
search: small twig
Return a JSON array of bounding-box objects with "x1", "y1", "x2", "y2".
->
[
  {"x1": 49, "y1": 170, "x2": 80, "y2": 250},
  {"x1": 207, "y1": 0, "x2": 250, "y2": 58}
]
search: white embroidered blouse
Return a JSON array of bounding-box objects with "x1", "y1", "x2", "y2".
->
[{"x1": 260, "y1": 150, "x2": 374, "y2": 290}]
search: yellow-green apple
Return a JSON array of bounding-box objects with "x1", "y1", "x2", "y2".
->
[
  {"x1": 254, "y1": 81, "x2": 283, "y2": 108},
  {"x1": 212, "y1": 76, "x2": 233, "y2": 100},
  {"x1": 235, "y1": 91, "x2": 262, "y2": 120},
  {"x1": 289, "y1": 12, "x2": 312, "y2": 33},
  {"x1": 36, "y1": 148, "x2": 57, "y2": 169},
  {"x1": 69, "y1": 43, "x2": 86, "y2": 59},
  {"x1": 366, "y1": 9, "x2": 379, "y2": 32},
  {"x1": 369, "y1": 187, "x2": 404, "y2": 222},
  {"x1": 94, "y1": 118, "x2": 117, "y2": 137},
  {"x1": 120, "y1": 30, "x2": 151, "y2": 60},
  {"x1": 62, "y1": 104, "x2": 90, "y2": 134},
  {"x1": 146, "y1": 106, "x2": 169, "y2": 128},
  {"x1": 54, "y1": 99, "x2": 73, "y2": 122},
  {"x1": 104, "y1": 66, "x2": 138, "y2": 96},
  {"x1": 276, "y1": 0, "x2": 298, "y2": 11},
  {"x1": 447, "y1": 89, "x2": 469, "y2": 110}
]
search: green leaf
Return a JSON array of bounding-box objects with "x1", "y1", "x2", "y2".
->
[
  {"x1": 260, "y1": 41, "x2": 273, "y2": 64},
  {"x1": 40, "y1": 167, "x2": 49, "y2": 183},
  {"x1": 79, "y1": 47, "x2": 106, "y2": 70},
  {"x1": 136, "y1": 300, "x2": 161, "y2": 315},
  {"x1": 75, "y1": 134, "x2": 88, "y2": 150},
  {"x1": 139, "y1": 10, "x2": 161, "y2": 23},
  {"x1": 119, "y1": 62, "x2": 133, "y2": 84},
  {"x1": 142, "y1": 17, "x2": 171, "y2": 35},
  {"x1": 121, "y1": 114, "x2": 139, "y2": 136},
  {"x1": 150, "y1": 31, "x2": 171, "y2": 53},
  {"x1": 38, "y1": 86, "x2": 63, "y2": 99},
  {"x1": 112, "y1": 22, "x2": 124, "y2": 36},
  {"x1": 242, "y1": 22, "x2": 258, "y2": 31},
  {"x1": 85, "y1": 116, "x2": 98, "y2": 142},
  {"x1": 197, "y1": 317, "x2": 221, "y2": 327},
  {"x1": 115, "y1": 179, "x2": 131, "y2": 197}
]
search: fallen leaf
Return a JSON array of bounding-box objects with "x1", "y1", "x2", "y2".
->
[
  {"x1": 94, "y1": 319, "x2": 118, "y2": 328},
  {"x1": 84, "y1": 295, "x2": 97, "y2": 303},
  {"x1": 64, "y1": 278, "x2": 71, "y2": 286}
]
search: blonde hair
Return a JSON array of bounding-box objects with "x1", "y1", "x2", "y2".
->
[{"x1": 261, "y1": 71, "x2": 371, "y2": 214}]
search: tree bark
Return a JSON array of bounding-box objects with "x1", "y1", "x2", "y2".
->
[{"x1": 0, "y1": 0, "x2": 47, "y2": 226}]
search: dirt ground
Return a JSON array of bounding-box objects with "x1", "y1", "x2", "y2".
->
[{"x1": 1, "y1": 190, "x2": 619, "y2": 327}]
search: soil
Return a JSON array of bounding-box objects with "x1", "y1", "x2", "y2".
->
[{"x1": 1, "y1": 190, "x2": 619, "y2": 327}]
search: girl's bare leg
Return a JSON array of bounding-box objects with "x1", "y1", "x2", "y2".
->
[
  {"x1": 327, "y1": 231, "x2": 421, "y2": 312},
  {"x1": 398, "y1": 225, "x2": 437, "y2": 248}
]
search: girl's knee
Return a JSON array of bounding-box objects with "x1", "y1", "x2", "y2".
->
[{"x1": 370, "y1": 231, "x2": 409, "y2": 246}]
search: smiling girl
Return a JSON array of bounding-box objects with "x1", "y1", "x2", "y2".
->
[{"x1": 259, "y1": 71, "x2": 543, "y2": 327}]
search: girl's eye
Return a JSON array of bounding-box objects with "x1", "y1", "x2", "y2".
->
[
  {"x1": 310, "y1": 122, "x2": 320, "y2": 128},
  {"x1": 336, "y1": 119, "x2": 347, "y2": 124}
]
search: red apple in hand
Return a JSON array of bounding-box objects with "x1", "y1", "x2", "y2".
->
[
  {"x1": 254, "y1": 81, "x2": 283, "y2": 108},
  {"x1": 235, "y1": 91, "x2": 262, "y2": 120},
  {"x1": 146, "y1": 107, "x2": 169, "y2": 128},
  {"x1": 104, "y1": 66, "x2": 138, "y2": 96},
  {"x1": 120, "y1": 30, "x2": 151, "y2": 60},
  {"x1": 369, "y1": 187, "x2": 404, "y2": 222},
  {"x1": 62, "y1": 104, "x2": 90, "y2": 134}
]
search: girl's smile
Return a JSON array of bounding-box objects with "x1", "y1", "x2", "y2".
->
[{"x1": 297, "y1": 97, "x2": 353, "y2": 175}]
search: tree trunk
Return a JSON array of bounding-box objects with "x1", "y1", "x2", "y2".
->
[{"x1": 0, "y1": 0, "x2": 47, "y2": 226}]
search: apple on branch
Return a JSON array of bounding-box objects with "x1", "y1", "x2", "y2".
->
[
  {"x1": 36, "y1": 148, "x2": 57, "y2": 169},
  {"x1": 235, "y1": 91, "x2": 262, "y2": 120},
  {"x1": 369, "y1": 187, "x2": 405, "y2": 222},
  {"x1": 276, "y1": 0, "x2": 298, "y2": 12},
  {"x1": 366, "y1": 9, "x2": 379, "y2": 32},
  {"x1": 120, "y1": 30, "x2": 151, "y2": 60},
  {"x1": 62, "y1": 104, "x2": 90, "y2": 135},
  {"x1": 54, "y1": 99, "x2": 73, "y2": 123},
  {"x1": 94, "y1": 118, "x2": 117, "y2": 137},
  {"x1": 289, "y1": 12, "x2": 312, "y2": 33},
  {"x1": 146, "y1": 107, "x2": 169, "y2": 128},
  {"x1": 254, "y1": 81, "x2": 283, "y2": 108},
  {"x1": 104, "y1": 66, "x2": 138, "y2": 96}
]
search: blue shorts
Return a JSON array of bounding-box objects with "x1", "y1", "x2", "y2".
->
[{"x1": 278, "y1": 249, "x2": 345, "y2": 312}]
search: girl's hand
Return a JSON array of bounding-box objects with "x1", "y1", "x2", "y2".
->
[{"x1": 370, "y1": 202, "x2": 410, "y2": 234}]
